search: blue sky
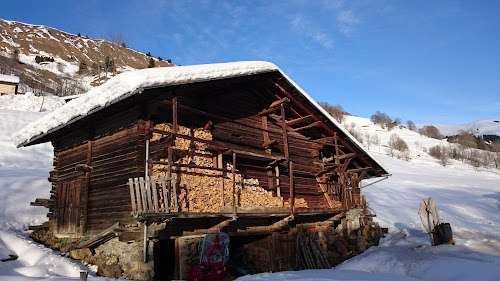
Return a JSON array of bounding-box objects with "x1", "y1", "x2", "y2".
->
[{"x1": 1, "y1": 0, "x2": 499, "y2": 124}]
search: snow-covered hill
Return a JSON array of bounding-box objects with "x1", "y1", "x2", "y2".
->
[
  {"x1": 418, "y1": 119, "x2": 500, "y2": 138},
  {"x1": 1, "y1": 97, "x2": 499, "y2": 281},
  {"x1": 0, "y1": 18, "x2": 174, "y2": 96}
]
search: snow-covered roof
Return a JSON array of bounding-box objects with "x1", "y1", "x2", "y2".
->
[
  {"x1": 12, "y1": 60, "x2": 388, "y2": 175},
  {"x1": 0, "y1": 74, "x2": 20, "y2": 84}
]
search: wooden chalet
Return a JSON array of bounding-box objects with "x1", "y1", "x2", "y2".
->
[
  {"x1": 0, "y1": 74, "x2": 19, "y2": 95},
  {"x1": 17, "y1": 61, "x2": 389, "y2": 279}
]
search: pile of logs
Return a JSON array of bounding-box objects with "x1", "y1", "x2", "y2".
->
[
  {"x1": 295, "y1": 226, "x2": 330, "y2": 270},
  {"x1": 151, "y1": 123, "x2": 283, "y2": 213}
]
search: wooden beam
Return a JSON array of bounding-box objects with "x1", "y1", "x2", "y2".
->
[
  {"x1": 346, "y1": 167, "x2": 372, "y2": 174},
  {"x1": 280, "y1": 104, "x2": 289, "y2": 158},
  {"x1": 315, "y1": 176, "x2": 335, "y2": 208},
  {"x1": 269, "y1": 97, "x2": 290, "y2": 108},
  {"x1": 261, "y1": 116, "x2": 274, "y2": 189},
  {"x1": 291, "y1": 121, "x2": 322, "y2": 132},
  {"x1": 289, "y1": 161, "x2": 294, "y2": 213},
  {"x1": 340, "y1": 158, "x2": 352, "y2": 174},
  {"x1": 285, "y1": 115, "x2": 314, "y2": 126},
  {"x1": 257, "y1": 106, "x2": 280, "y2": 116},
  {"x1": 172, "y1": 96, "x2": 178, "y2": 133},
  {"x1": 232, "y1": 152, "x2": 236, "y2": 215},
  {"x1": 337, "y1": 153, "x2": 356, "y2": 161}
]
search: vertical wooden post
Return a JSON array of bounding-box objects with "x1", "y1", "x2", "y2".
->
[
  {"x1": 232, "y1": 152, "x2": 236, "y2": 214},
  {"x1": 172, "y1": 96, "x2": 178, "y2": 133},
  {"x1": 275, "y1": 166, "x2": 281, "y2": 197},
  {"x1": 280, "y1": 104, "x2": 289, "y2": 158},
  {"x1": 81, "y1": 140, "x2": 92, "y2": 235},
  {"x1": 262, "y1": 116, "x2": 274, "y2": 190},
  {"x1": 166, "y1": 96, "x2": 178, "y2": 212},
  {"x1": 289, "y1": 161, "x2": 294, "y2": 213},
  {"x1": 334, "y1": 133, "x2": 340, "y2": 165},
  {"x1": 218, "y1": 153, "x2": 224, "y2": 208}
]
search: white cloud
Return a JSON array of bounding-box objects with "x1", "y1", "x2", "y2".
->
[
  {"x1": 336, "y1": 10, "x2": 360, "y2": 35},
  {"x1": 290, "y1": 14, "x2": 335, "y2": 49}
]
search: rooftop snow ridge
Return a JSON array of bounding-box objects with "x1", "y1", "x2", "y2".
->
[
  {"x1": 12, "y1": 61, "x2": 278, "y2": 147},
  {"x1": 0, "y1": 74, "x2": 20, "y2": 84}
]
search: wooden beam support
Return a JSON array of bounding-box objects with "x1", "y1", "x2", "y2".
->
[
  {"x1": 291, "y1": 121, "x2": 322, "y2": 132},
  {"x1": 285, "y1": 115, "x2": 314, "y2": 126},
  {"x1": 340, "y1": 158, "x2": 352, "y2": 174},
  {"x1": 273, "y1": 80, "x2": 375, "y2": 169},
  {"x1": 232, "y1": 152, "x2": 236, "y2": 215},
  {"x1": 289, "y1": 161, "x2": 294, "y2": 213},
  {"x1": 257, "y1": 106, "x2": 280, "y2": 116},
  {"x1": 315, "y1": 176, "x2": 335, "y2": 208},
  {"x1": 346, "y1": 167, "x2": 372, "y2": 174},
  {"x1": 337, "y1": 153, "x2": 356, "y2": 161},
  {"x1": 280, "y1": 104, "x2": 290, "y2": 158},
  {"x1": 269, "y1": 97, "x2": 290, "y2": 108}
]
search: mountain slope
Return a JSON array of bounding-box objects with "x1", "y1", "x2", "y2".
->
[{"x1": 0, "y1": 19, "x2": 174, "y2": 96}]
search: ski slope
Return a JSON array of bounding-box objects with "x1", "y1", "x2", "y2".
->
[{"x1": 0, "y1": 98, "x2": 499, "y2": 280}]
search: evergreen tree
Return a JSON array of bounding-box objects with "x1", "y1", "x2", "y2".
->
[{"x1": 148, "y1": 58, "x2": 155, "y2": 68}]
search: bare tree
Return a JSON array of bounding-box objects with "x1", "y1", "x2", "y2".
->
[
  {"x1": 418, "y1": 125, "x2": 443, "y2": 139},
  {"x1": 388, "y1": 134, "x2": 410, "y2": 161},
  {"x1": 406, "y1": 120, "x2": 417, "y2": 131},
  {"x1": 318, "y1": 101, "x2": 346, "y2": 124}
]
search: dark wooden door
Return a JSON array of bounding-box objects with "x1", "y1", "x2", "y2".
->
[
  {"x1": 269, "y1": 232, "x2": 295, "y2": 271},
  {"x1": 57, "y1": 178, "x2": 83, "y2": 236}
]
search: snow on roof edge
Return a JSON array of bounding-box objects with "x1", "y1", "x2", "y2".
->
[
  {"x1": 0, "y1": 74, "x2": 20, "y2": 84},
  {"x1": 13, "y1": 61, "x2": 279, "y2": 147},
  {"x1": 13, "y1": 60, "x2": 388, "y2": 177}
]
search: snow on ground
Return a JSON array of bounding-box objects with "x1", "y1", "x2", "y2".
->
[
  {"x1": 0, "y1": 101, "x2": 121, "y2": 280},
  {"x1": 1, "y1": 96, "x2": 500, "y2": 280},
  {"x1": 0, "y1": 95, "x2": 65, "y2": 112}
]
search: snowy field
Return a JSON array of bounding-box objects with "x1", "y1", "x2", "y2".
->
[{"x1": 0, "y1": 97, "x2": 499, "y2": 280}]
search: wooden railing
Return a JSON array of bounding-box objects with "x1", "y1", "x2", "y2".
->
[{"x1": 128, "y1": 176, "x2": 178, "y2": 216}]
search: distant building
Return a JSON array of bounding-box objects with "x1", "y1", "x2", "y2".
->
[{"x1": 0, "y1": 74, "x2": 20, "y2": 95}]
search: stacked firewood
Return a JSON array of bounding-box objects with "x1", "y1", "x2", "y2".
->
[
  {"x1": 151, "y1": 123, "x2": 283, "y2": 213},
  {"x1": 295, "y1": 226, "x2": 330, "y2": 270}
]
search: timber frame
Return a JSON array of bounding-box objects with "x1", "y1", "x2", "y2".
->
[{"x1": 23, "y1": 63, "x2": 389, "y2": 278}]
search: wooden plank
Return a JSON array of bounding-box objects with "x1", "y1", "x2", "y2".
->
[
  {"x1": 269, "y1": 97, "x2": 290, "y2": 108},
  {"x1": 289, "y1": 161, "x2": 294, "y2": 213},
  {"x1": 160, "y1": 175, "x2": 169, "y2": 213},
  {"x1": 77, "y1": 222, "x2": 120, "y2": 248},
  {"x1": 145, "y1": 177, "x2": 154, "y2": 212},
  {"x1": 281, "y1": 104, "x2": 290, "y2": 158},
  {"x1": 172, "y1": 176, "x2": 179, "y2": 212},
  {"x1": 128, "y1": 178, "x2": 137, "y2": 214},
  {"x1": 218, "y1": 153, "x2": 224, "y2": 208},
  {"x1": 275, "y1": 166, "x2": 281, "y2": 198},
  {"x1": 292, "y1": 121, "x2": 322, "y2": 132},
  {"x1": 232, "y1": 152, "x2": 236, "y2": 214},
  {"x1": 286, "y1": 115, "x2": 313, "y2": 126},
  {"x1": 139, "y1": 177, "x2": 148, "y2": 212},
  {"x1": 150, "y1": 176, "x2": 159, "y2": 212},
  {"x1": 172, "y1": 96, "x2": 178, "y2": 133},
  {"x1": 315, "y1": 176, "x2": 335, "y2": 208}
]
